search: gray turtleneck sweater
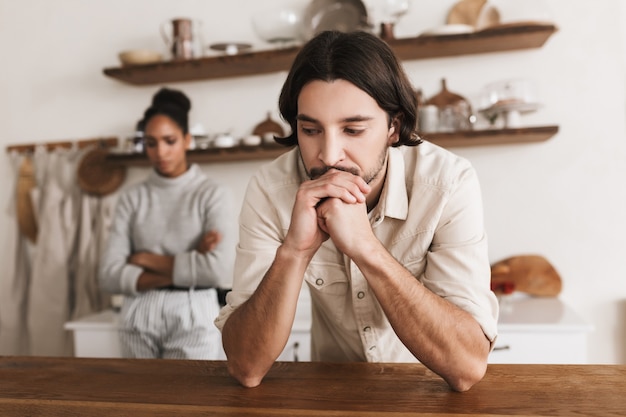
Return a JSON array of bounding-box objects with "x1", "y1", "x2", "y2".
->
[{"x1": 99, "y1": 164, "x2": 236, "y2": 296}]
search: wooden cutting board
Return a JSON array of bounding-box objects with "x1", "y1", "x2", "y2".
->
[
  {"x1": 425, "y1": 78, "x2": 468, "y2": 107},
  {"x1": 447, "y1": 0, "x2": 500, "y2": 29}
]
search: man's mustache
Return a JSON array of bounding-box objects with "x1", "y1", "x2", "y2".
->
[{"x1": 309, "y1": 165, "x2": 360, "y2": 179}]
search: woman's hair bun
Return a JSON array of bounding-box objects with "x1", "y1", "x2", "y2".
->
[
  {"x1": 152, "y1": 87, "x2": 191, "y2": 113},
  {"x1": 138, "y1": 87, "x2": 191, "y2": 134}
]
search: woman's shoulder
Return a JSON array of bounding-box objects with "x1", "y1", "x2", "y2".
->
[{"x1": 187, "y1": 164, "x2": 232, "y2": 198}]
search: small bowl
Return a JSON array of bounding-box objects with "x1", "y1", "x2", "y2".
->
[
  {"x1": 118, "y1": 49, "x2": 163, "y2": 66},
  {"x1": 213, "y1": 133, "x2": 237, "y2": 148},
  {"x1": 241, "y1": 134, "x2": 262, "y2": 146},
  {"x1": 251, "y1": 7, "x2": 304, "y2": 45}
]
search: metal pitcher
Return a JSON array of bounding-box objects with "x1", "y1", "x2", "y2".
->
[{"x1": 161, "y1": 18, "x2": 201, "y2": 60}]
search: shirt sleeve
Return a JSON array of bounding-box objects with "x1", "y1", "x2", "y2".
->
[
  {"x1": 421, "y1": 164, "x2": 499, "y2": 344},
  {"x1": 98, "y1": 191, "x2": 142, "y2": 296},
  {"x1": 171, "y1": 182, "x2": 238, "y2": 290},
  {"x1": 214, "y1": 171, "x2": 288, "y2": 331}
]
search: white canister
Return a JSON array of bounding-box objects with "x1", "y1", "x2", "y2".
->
[{"x1": 419, "y1": 105, "x2": 439, "y2": 133}]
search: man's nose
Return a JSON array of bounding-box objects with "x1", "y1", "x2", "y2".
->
[{"x1": 318, "y1": 133, "x2": 344, "y2": 167}]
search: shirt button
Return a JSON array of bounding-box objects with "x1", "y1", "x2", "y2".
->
[
  {"x1": 315, "y1": 278, "x2": 324, "y2": 286},
  {"x1": 357, "y1": 291, "x2": 365, "y2": 299},
  {"x1": 375, "y1": 215, "x2": 381, "y2": 222},
  {"x1": 363, "y1": 326, "x2": 371, "y2": 332}
]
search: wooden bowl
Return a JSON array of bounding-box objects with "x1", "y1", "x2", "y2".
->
[{"x1": 118, "y1": 49, "x2": 163, "y2": 66}]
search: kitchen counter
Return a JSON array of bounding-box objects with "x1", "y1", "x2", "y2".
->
[
  {"x1": 66, "y1": 294, "x2": 592, "y2": 364},
  {"x1": 490, "y1": 294, "x2": 593, "y2": 364},
  {"x1": 1, "y1": 357, "x2": 624, "y2": 416}
]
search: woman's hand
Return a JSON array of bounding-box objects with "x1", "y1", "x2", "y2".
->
[
  {"x1": 197, "y1": 230, "x2": 223, "y2": 253},
  {"x1": 128, "y1": 252, "x2": 174, "y2": 277}
]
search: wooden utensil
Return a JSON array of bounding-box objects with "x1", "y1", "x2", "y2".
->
[
  {"x1": 425, "y1": 79, "x2": 475, "y2": 132},
  {"x1": 252, "y1": 112, "x2": 285, "y2": 145},
  {"x1": 425, "y1": 78, "x2": 468, "y2": 108},
  {"x1": 16, "y1": 156, "x2": 38, "y2": 243}
]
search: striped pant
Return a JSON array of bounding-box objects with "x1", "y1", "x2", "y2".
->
[{"x1": 118, "y1": 288, "x2": 222, "y2": 359}]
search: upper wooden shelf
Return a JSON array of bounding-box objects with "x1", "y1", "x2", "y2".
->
[
  {"x1": 106, "y1": 125, "x2": 559, "y2": 166},
  {"x1": 103, "y1": 23, "x2": 558, "y2": 86},
  {"x1": 423, "y1": 125, "x2": 559, "y2": 148}
]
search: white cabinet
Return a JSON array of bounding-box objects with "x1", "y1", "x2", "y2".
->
[
  {"x1": 64, "y1": 309, "x2": 122, "y2": 358},
  {"x1": 67, "y1": 291, "x2": 590, "y2": 365},
  {"x1": 65, "y1": 310, "x2": 228, "y2": 359},
  {"x1": 65, "y1": 286, "x2": 312, "y2": 361},
  {"x1": 276, "y1": 286, "x2": 312, "y2": 362},
  {"x1": 489, "y1": 295, "x2": 593, "y2": 364},
  {"x1": 276, "y1": 325, "x2": 311, "y2": 362}
]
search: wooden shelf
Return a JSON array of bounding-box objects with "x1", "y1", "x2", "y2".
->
[
  {"x1": 423, "y1": 125, "x2": 559, "y2": 148},
  {"x1": 106, "y1": 126, "x2": 558, "y2": 166},
  {"x1": 107, "y1": 145, "x2": 293, "y2": 166},
  {"x1": 103, "y1": 23, "x2": 557, "y2": 86}
]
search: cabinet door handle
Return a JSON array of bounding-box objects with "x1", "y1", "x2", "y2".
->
[
  {"x1": 293, "y1": 342, "x2": 299, "y2": 362},
  {"x1": 493, "y1": 345, "x2": 511, "y2": 351}
]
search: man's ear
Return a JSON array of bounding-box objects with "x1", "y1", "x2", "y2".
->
[
  {"x1": 388, "y1": 117, "x2": 401, "y2": 145},
  {"x1": 184, "y1": 133, "x2": 193, "y2": 150}
]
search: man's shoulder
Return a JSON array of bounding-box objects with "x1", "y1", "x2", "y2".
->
[
  {"x1": 399, "y1": 141, "x2": 475, "y2": 187},
  {"x1": 253, "y1": 147, "x2": 303, "y2": 190},
  {"x1": 405, "y1": 140, "x2": 471, "y2": 167}
]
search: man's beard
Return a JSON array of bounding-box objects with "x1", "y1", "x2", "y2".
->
[{"x1": 306, "y1": 145, "x2": 388, "y2": 185}]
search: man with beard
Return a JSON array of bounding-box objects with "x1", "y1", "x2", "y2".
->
[{"x1": 215, "y1": 30, "x2": 499, "y2": 392}]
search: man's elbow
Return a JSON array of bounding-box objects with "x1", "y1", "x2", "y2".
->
[
  {"x1": 446, "y1": 359, "x2": 487, "y2": 392},
  {"x1": 227, "y1": 360, "x2": 266, "y2": 388}
]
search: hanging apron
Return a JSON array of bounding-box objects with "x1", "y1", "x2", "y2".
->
[
  {"x1": 72, "y1": 191, "x2": 116, "y2": 319},
  {"x1": 72, "y1": 145, "x2": 118, "y2": 319},
  {"x1": 0, "y1": 152, "x2": 33, "y2": 355},
  {"x1": 27, "y1": 148, "x2": 77, "y2": 356}
]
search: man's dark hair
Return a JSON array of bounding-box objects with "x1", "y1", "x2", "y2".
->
[{"x1": 276, "y1": 30, "x2": 421, "y2": 147}]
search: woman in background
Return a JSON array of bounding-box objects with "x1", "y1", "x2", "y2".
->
[{"x1": 99, "y1": 87, "x2": 236, "y2": 359}]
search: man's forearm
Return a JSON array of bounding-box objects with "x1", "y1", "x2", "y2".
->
[
  {"x1": 222, "y1": 245, "x2": 310, "y2": 388},
  {"x1": 351, "y1": 241, "x2": 490, "y2": 392}
]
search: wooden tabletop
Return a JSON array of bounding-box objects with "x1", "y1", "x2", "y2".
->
[{"x1": 0, "y1": 357, "x2": 624, "y2": 416}]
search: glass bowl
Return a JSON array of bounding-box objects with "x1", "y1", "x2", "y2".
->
[{"x1": 251, "y1": 6, "x2": 304, "y2": 46}]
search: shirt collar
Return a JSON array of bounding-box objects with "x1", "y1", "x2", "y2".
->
[
  {"x1": 372, "y1": 147, "x2": 408, "y2": 221},
  {"x1": 295, "y1": 148, "x2": 309, "y2": 183}
]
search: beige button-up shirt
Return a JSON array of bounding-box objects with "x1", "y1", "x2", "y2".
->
[{"x1": 215, "y1": 142, "x2": 499, "y2": 363}]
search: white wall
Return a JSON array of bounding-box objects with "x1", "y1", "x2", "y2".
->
[{"x1": 1, "y1": 0, "x2": 625, "y2": 363}]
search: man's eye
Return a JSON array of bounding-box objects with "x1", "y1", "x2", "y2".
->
[
  {"x1": 166, "y1": 139, "x2": 177, "y2": 145},
  {"x1": 300, "y1": 126, "x2": 319, "y2": 135},
  {"x1": 345, "y1": 128, "x2": 364, "y2": 135}
]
